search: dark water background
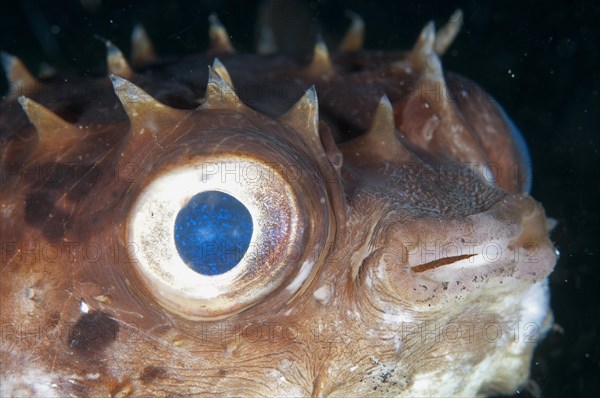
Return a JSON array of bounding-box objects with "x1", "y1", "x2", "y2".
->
[{"x1": 1, "y1": 0, "x2": 598, "y2": 397}]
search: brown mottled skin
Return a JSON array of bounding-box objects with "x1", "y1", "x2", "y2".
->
[{"x1": 0, "y1": 16, "x2": 556, "y2": 398}]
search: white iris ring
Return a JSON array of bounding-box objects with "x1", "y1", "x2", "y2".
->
[{"x1": 128, "y1": 154, "x2": 300, "y2": 320}]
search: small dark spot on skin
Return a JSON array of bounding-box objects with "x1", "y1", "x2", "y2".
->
[
  {"x1": 442, "y1": 282, "x2": 449, "y2": 290},
  {"x1": 217, "y1": 368, "x2": 227, "y2": 377},
  {"x1": 55, "y1": 102, "x2": 85, "y2": 122},
  {"x1": 24, "y1": 191, "x2": 54, "y2": 226},
  {"x1": 69, "y1": 311, "x2": 119, "y2": 354},
  {"x1": 24, "y1": 190, "x2": 73, "y2": 242},
  {"x1": 139, "y1": 365, "x2": 167, "y2": 384},
  {"x1": 47, "y1": 311, "x2": 61, "y2": 328},
  {"x1": 41, "y1": 214, "x2": 72, "y2": 242},
  {"x1": 38, "y1": 163, "x2": 70, "y2": 189}
]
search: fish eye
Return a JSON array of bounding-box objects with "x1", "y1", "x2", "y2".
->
[
  {"x1": 128, "y1": 154, "x2": 326, "y2": 320},
  {"x1": 174, "y1": 190, "x2": 253, "y2": 276}
]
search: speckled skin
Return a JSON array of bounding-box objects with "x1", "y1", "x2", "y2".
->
[{"x1": 0, "y1": 14, "x2": 556, "y2": 397}]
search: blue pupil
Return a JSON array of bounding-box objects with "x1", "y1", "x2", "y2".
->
[{"x1": 174, "y1": 191, "x2": 253, "y2": 275}]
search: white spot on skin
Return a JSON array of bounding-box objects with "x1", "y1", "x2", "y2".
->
[
  {"x1": 0, "y1": 367, "x2": 61, "y2": 398},
  {"x1": 410, "y1": 369, "x2": 462, "y2": 396},
  {"x1": 382, "y1": 312, "x2": 413, "y2": 324},
  {"x1": 422, "y1": 115, "x2": 440, "y2": 141},
  {"x1": 282, "y1": 307, "x2": 294, "y2": 316},
  {"x1": 145, "y1": 119, "x2": 157, "y2": 132},
  {"x1": 376, "y1": 260, "x2": 387, "y2": 281},
  {"x1": 394, "y1": 334, "x2": 402, "y2": 352},
  {"x1": 365, "y1": 273, "x2": 373, "y2": 288},
  {"x1": 94, "y1": 295, "x2": 110, "y2": 303},
  {"x1": 279, "y1": 359, "x2": 291, "y2": 371},
  {"x1": 1, "y1": 203, "x2": 15, "y2": 218},
  {"x1": 313, "y1": 283, "x2": 332, "y2": 305},
  {"x1": 80, "y1": 301, "x2": 89, "y2": 314},
  {"x1": 286, "y1": 260, "x2": 314, "y2": 293},
  {"x1": 480, "y1": 164, "x2": 496, "y2": 185},
  {"x1": 346, "y1": 310, "x2": 355, "y2": 318}
]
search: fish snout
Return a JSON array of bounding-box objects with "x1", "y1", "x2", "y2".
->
[
  {"x1": 370, "y1": 193, "x2": 558, "y2": 309},
  {"x1": 408, "y1": 193, "x2": 557, "y2": 291}
]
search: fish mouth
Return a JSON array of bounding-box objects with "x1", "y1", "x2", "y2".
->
[{"x1": 406, "y1": 193, "x2": 557, "y2": 287}]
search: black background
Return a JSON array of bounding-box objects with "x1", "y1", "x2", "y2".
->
[{"x1": 1, "y1": 1, "x2": 598, "y2": 397}]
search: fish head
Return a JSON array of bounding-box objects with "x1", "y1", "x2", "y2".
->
[{"x1": 0, "y1": 10, "x2": 557, "y2": 398}]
